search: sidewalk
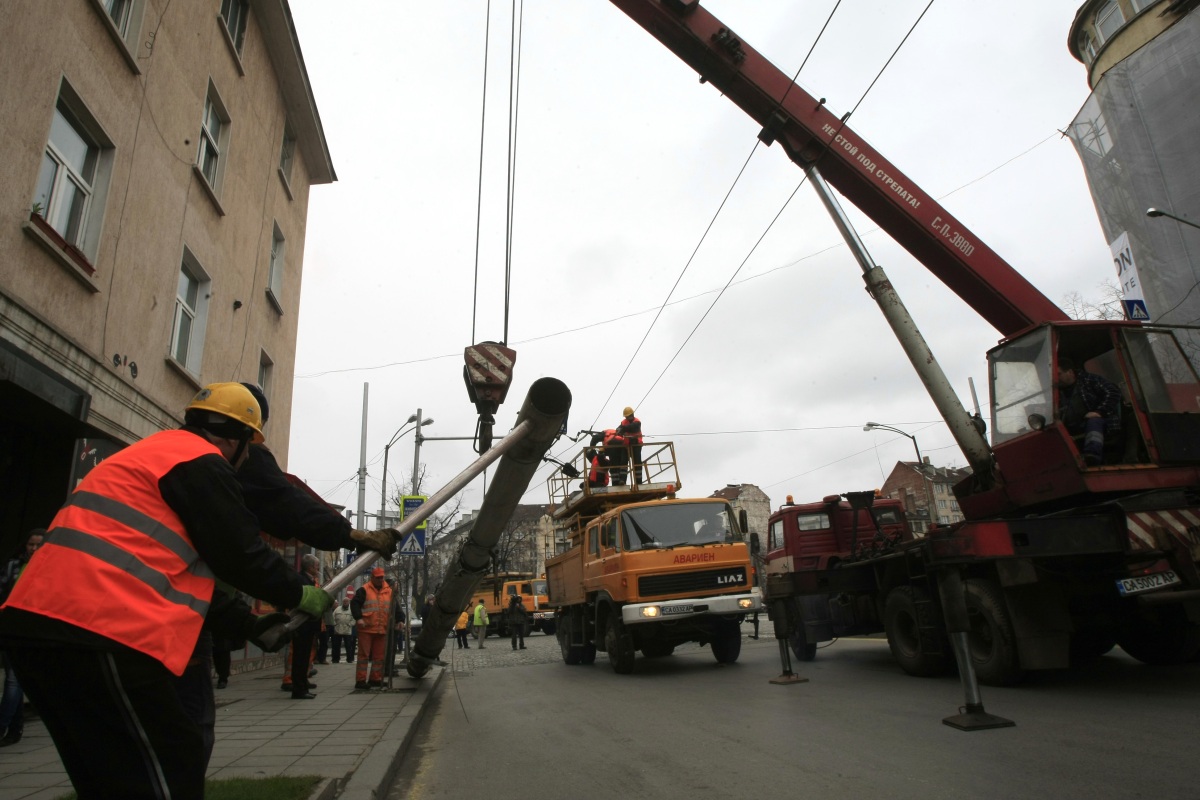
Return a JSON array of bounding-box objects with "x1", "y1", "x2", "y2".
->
[{"x1": 0, "y1": 658, "x2": 444, "y2": 800}]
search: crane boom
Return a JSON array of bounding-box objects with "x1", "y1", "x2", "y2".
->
[{"x1": 608, "y1": 0, "x2": 1068, "y2": 337}]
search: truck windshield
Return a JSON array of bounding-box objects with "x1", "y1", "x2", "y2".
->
[
  {"x1": 532, "y1": 580, "x2": 548, "y2": 596},
  {"x1": 621, "y1": 503, "x2": 736, "y2": 551}
]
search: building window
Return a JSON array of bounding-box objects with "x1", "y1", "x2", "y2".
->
[
  {"x1": 170, "y1": 250, "x2": 211, "y2": 375},
  {"x1": 279, "y1": 123, "x2": 296, "y2": 185},
  {"x1": 220, "y1": 0, "x2": 249, "y2": 56},
  {"x1": 196, "y1": 83, "x2": 231, "y2": 195},
  {"x1": 258, "y1": 352, "x2": 274, "y2": 401},
  {"x1": 267, "y1": 224, "x2": 285, "y2": 312},
  {"x1": 33, "y1": 105, "x2": 98, "y2": 249},
  {"x1": 31, "y1": 84, "x2": 114, "y2": 264},
  {"x1": 1077, "y1": 31, "x2": 1097, "y2": 64},
  {"x1": 1094, "y1": 1, "x2": 1124, "y2": 43},
  {"x1": 105, "y1": 0, "x2": 131, "y2": 34},
  {"x1": 1129, "y1": 0, "x2": 1149, "y2": 11}
]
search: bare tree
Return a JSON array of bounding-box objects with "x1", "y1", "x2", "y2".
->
[{"x1": 1062, "y1": 278, "x2": 1125, "y2": 320}]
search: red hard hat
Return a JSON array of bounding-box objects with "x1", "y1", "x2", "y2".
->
[{"x1": 371, "y1": 566, "x2": 386, "y2": 577}]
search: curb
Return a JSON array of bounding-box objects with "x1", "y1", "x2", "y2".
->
[{"x1": 336, "y1": 665, "x2": 445, "y2": 800}]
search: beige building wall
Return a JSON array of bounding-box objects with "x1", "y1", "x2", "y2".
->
[{"x1": 0, "y1": 0, "x2": 333, "y2": 544}]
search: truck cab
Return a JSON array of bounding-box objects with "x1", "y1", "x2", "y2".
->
[{"x1": 764, "y1": 493, "x2": 909, "y2": 660}]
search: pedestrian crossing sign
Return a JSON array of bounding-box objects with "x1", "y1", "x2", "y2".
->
[
  {"x1": 1124, "y1": 299, "x2": 1149, "y2": 320},
  {"x1": 399, "y1": 531, "x2": 425, "y2": 556}
]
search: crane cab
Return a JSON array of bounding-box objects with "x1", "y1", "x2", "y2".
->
[{"x1": 961, "y1": 320, "x2": 1200, "y2": 518}]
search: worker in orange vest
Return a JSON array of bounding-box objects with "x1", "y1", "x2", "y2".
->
[
  {"x1": 0, "y1": 382, "x2": 332, "y2": 799},
  {"x1": 602, "y1": 429, "x2": 630, "y2": 486},
  {"x1": 586, "y1": 448, "x2": 610, "y2": 489},
  {"x1": 616, "y1": 407, "x2": 644, "y2": 484},
  {"x1": 351, "y1": 566, "x2": 393, "y2": 689}
]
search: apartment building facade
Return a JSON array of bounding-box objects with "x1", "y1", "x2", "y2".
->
[{"x1": 0, "y1": 0, "x2": 334, "y2": 552}]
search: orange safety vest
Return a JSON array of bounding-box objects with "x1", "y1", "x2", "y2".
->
[
  {"x1": 3, "y1": 430, "x2": 219, "y2": 676},
  {"x1": 618, "y1": 416, "x2": 643, "y2": 445},
  {"x1": 358, "y1": 582, "x2": 393, "y2": 634},
  {"x1": 588, "y1": 456, "x2": 609, "y2": 486}
]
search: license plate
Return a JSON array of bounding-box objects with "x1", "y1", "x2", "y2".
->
[
  {"x1": 1117, "y1": 570, "x2": 1181, "y2": 596},
  {"x1": 661, "y1": 604, "x2": 694, "y2": 615}
]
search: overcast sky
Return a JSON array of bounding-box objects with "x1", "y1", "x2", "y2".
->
[{"x1": 282, "y1": 1, "x2": 1109, "y2": 526}]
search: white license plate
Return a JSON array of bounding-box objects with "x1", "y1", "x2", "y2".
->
[
  {"x1": 1117, "y1": 570, "x2": 1181, "y2": 596},
  {"x1": 662, "y1": 604, "x2": 694, "y2": 615}
]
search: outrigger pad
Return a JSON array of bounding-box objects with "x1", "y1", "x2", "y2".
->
[
  {"x1": 942, "y1": 707, "x2": 1016, "y2": 731},
  {"x1": 769, "y1": 673, "x2": 809, "y2": 685}
]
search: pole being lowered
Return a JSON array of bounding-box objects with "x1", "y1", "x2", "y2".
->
[
  {"x1": 255, "y1": 377, "x2": 570, "y2": 655},
  {"x1": 407, "y1": 377, "x2": 571, "y2": 677}
]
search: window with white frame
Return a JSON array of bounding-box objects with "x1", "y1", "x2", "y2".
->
[
  {"x1": 258, "y1": 353, "x2": 274, "y2": 403},
  {"x1": 170, "y1": 250, "x2": 211, "y2": 375},
  {"x1": 220, "y1": 0, "x2": 249, "y2": 56},
  {"x1": 105, "y1": 0, "x2": 132, "y2": 34},
  {"x1": 1094, "y1": 1, "x2": 1125, "y2": 42},
  {"x1": 279, "y1": 123, "x2": 296, "y2": 186},
  {"x1": 267, "y1": 224, "x2": 285, "y2": 310},
  {"x1": 1129, "y1": 0, "x2": 1149, "y2": 11},
  {"x1": 32, "y1": 85, "x2": 114, "y2": 262},
  {"x1": 196, "y1": 83, "x2": 230, "y2": 193},
  {"x1": 1078, "y1": 30, "x2": 1097, "y2": 63},
  {"x1": 94, "y1": 0, "x2": 145, "y2": 61}
]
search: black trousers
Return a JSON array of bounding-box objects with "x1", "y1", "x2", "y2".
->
[
  {"x1": 290, "y1": 625, "x2": 316, "y2": 696},
  {"x1": 10, "y1": 642, "x2": 205, "y2": 800},
  {"x1": 332, "y1": 633, "x2": 356, "y2": 662}
]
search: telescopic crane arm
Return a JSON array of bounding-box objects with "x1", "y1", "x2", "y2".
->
[{"x1": 607, "y1": 0, "x2": 1068, "y2": 337}]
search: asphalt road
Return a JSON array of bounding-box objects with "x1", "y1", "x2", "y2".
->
[{"x1": 389, "y1": 624, "x2": 1200, "y2": 800}]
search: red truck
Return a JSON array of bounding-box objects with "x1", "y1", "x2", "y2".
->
[
  {"x1": 763, "y1": 493, "x2": 909, "y2": 662},
  {"x1": 608, "y1": 1, "x2": 1200, "y2": 726}
]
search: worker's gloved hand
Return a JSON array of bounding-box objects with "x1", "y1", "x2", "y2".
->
[
  {"x1": 350, "y1": 528, "x2": 399, "y2": 558},
  {"x1": 297, "y1": 585, "x2": 333, "y2": 618},
  {"x1": 244, "y1": 612, "x2": 292, "y2": 653}
]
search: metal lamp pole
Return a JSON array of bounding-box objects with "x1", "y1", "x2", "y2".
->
[
  {"x1": 864, "y1": 422, "x2": 935, "y2": 528},
  {"x1": 1147, "y1": 207, "x2": 1200, "y2": 231},
  {"x1": 379, "y1": 413, "x2": 419, "y2": 529}
]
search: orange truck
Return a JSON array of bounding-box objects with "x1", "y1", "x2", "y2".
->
[
  {"x1": 544, "y1": 442, "x2": 761, "y2": 673},
  {"x1": 470, "y1": 572, "x2": 556, "y2": 638}
]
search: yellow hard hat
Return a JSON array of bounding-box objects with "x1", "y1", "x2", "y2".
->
[
  {"x1": 186, "y1": 383, "x2": 265, "y2": 443},
  {"x1": 623, "y1": 406, "x2": 634, "y2": 417}
]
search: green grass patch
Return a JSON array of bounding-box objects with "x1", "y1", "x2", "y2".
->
[{"x1": 58, "y1": 775, "x2": 323, "y2": 800}]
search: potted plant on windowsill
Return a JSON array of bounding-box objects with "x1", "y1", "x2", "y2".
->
[{"x1": 28, "y1": 202, "x2": 95, "y2": 276}]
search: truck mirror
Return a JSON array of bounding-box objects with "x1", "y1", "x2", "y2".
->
[
  {"x1": 739, "y1": 509, "x2": 749, "y2": 532},
  {"x1": 750, "y1": 534, "x2": 761, "y2": 555}
]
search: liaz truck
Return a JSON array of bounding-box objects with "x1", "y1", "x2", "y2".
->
[{"x1": 544, "y1": 441, "x2": 761, "y2": 673}]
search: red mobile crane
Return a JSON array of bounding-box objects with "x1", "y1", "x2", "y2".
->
[{"x1": 607, "y1": 0, "x2": 1200, "y2": 728}]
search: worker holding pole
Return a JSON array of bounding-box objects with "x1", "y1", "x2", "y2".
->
[{"x1": 0, "y1": 383, "x2": 335, "y2": 799}]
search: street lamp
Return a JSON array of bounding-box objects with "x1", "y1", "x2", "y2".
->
[
  {"x1": 379, "y1": 413, "x2": 433, "y2": 529},
  {"x1": 863, "y1": 422, "x2": 935, "y2": 528},
  {"x1": 1146, "y1": 207, "x2": 1200, "y2": 232}
]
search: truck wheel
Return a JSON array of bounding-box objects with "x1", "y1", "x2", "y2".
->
[
  {"x1": 1117, "y1": 606, "x2": 1200, "y2": 666},
  {"x1": 541, "y1": 621, "x2": 556, "y2": 637},
  {"x1": 641, "y1": 641, "x2": 674, "y2": 658},
  {"x1": 558, "y1": 616, "x2": 581, "y2": 665},
  {"x1": 787, "y1": 601, "x2": 818, "y2": 662},
  {"x1": 710, "y1": 619, "x2": 742, "y2": 664},
  {"x1": 884, "y1": 586, "x2": 949, "y2": 677},
  {"x1": 963, "y1": 578, "x2": 1024, "y2": 686},
  {"x1": 605, "y1": 619, "x2": 636, "y2": 674}
]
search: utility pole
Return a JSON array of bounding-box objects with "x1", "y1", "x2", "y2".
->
[{"x1": 356, "y1": 383, "x2": 368, "y2": 530}]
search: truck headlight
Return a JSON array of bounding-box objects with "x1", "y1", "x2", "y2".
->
[
  {"x1": 641, "y1": 606, "x2": 660, "y2": 618},
  {"x1": 737, "y1": 598, "x2": 754, "y2": 609}
]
